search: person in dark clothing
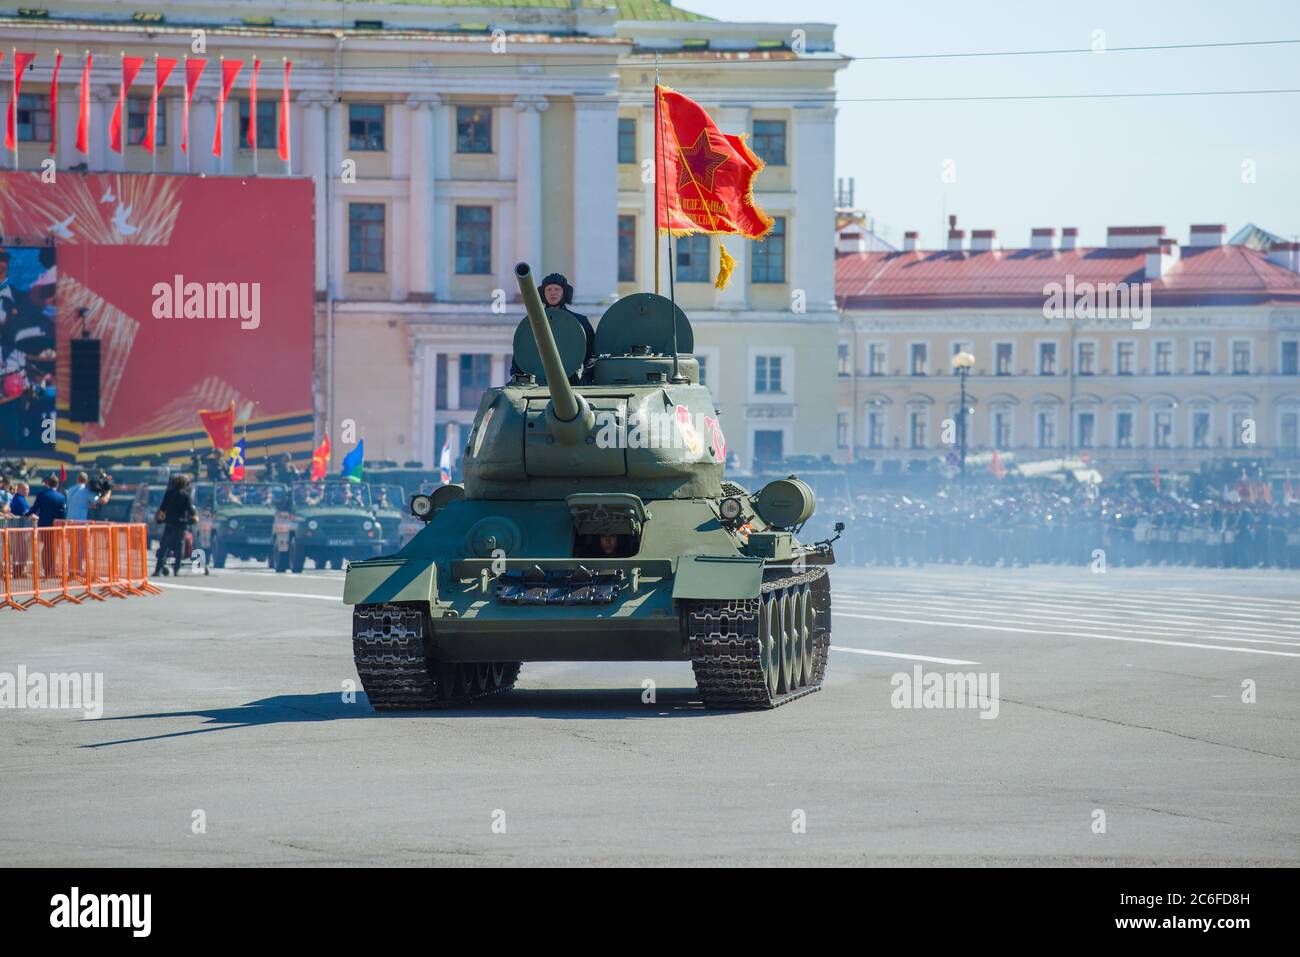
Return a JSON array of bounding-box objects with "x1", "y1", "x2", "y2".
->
[
  {"x1": 154, "y1": 474, "x2": 196, "y2": 577},
  {"x1": 30, "y1": 474, "x2": 66, "y2": 527},
  {"x1": 509, "y1": 272, "x2": 596, "y2": 383}
]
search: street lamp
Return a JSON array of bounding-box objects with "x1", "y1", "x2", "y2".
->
[{"x1": 951, "y1": 350, "x2": 975, "y2": 481}]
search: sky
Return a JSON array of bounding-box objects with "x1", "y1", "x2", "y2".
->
[{"x1": 685, "y1": 0, "x2": 1300, "y2": 250}]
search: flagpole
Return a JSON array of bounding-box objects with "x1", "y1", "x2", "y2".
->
[
  {"x1": 12, "y1": 48, "x2": 18, "y2": 171},
  {"x1": 653, "y1": 56, "x2": 682, "y2": 383},
  {"x1": 150, "y1": 53, "x2": 157, "y2": 175},
  {"x1": 252, "y1": 55, "x2": 259, "y2": 178},
  {"x1": 653, "y1": 57, "x2": 660, "y2": 296}
]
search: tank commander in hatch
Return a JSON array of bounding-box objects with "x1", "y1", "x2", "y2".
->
[{"x1": 510, "y1": 272, "x2": 596, "y2": 384}]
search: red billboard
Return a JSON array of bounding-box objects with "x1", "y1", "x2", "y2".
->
[{"x1": 0, "y1": 171, "x2": 315, "y2": 464}]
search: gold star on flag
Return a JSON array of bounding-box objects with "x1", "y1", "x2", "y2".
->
[{"x1": 676, "y1": 129, "x2": 729, "y2": 193}]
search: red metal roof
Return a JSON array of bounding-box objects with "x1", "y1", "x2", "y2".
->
[{"x1": 836, "y1": 243, "x2": 1300, "y2": 310}]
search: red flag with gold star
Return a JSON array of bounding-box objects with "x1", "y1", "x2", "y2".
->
[{"x1": 654, "y1": 84, "x2": 773, "y2": 289}]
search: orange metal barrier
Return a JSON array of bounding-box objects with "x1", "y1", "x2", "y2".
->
[{"x1": 0, "y1": 522, "x2": 159, "y2": 611}]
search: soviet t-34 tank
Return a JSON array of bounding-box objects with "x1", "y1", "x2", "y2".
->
[{"x1": 343, "y1": 263, "x2": 839, "y2": 710}]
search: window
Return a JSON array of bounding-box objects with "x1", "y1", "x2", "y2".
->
[
  {"x1": 1116, "y1": 411, "x2": 1133, "y2": 449},
  {"x1": 677, "y1": 234, "x2": 710, "y2": 282},
  {"x1": 837, "y1": 413, "x2": 849, "y2": 449},
  {"x1": 1193, "y1": 411, "x2": 1211, "y2": 448},
  {"x1": 754, "y1": 430, "x2": 784, "y2": 465},
  {"x1": 1193, "y1": 340, "x2": 1212, "y2": 375},
  {"x1": 1116, "y1": 341, "x2": 1135, "y2": 375},
  {"x1": 455, "y1": 206, "x2": 492, "y2": 274},
  {"x1": 752, "y1": 119, "x2": 787, "y2": 165},
  {"x1": 909, "y1": 410, "x2": 927, "y2": 449},
  {"x1": 993, "y1": 410, "x2": 1012, "y2": 449},
  {"x1": 1232, "y1": 340, "x2": 1251, "y2": 375},
  {"x1": 837, "y1": 343, "x2": 851, "y2": 376},
  {"x1": 617, "y1": 215, "x2": 636, "y2": 283},
  {"x1": 867, "y1": 411, "x2": 885, "y2": 449},
  {"x1": 16, "y1": 93, "x2": 51, "y2": 142},
  {"x1": 239, "y1": 100, "x2": 276, "y2": 149},
  {"x1": 1076, "y1": 342, "x2": 1096, "y2": 375},
  {"x1": 754, "y1": 355, "x2": 783, "y2": 394},
  {"x1": 347, "y1": 203, "x2": 385, "y2": 273},
  {"x1": 1154, "y1": 410, "x2": 1173, "y2": 448},
  {"x1": 1038, "y1": 342, "x2": 1056, "y2": 376},
  {"x1": 995, "y1": 342, "x2": 1013, "y2": 376},
  {"x1": 1284, "y1": 341, "x2": 1299, "y2": 375},
  {"x1": 1076, "y1": 412, "x2": 1095, "y2": 449},
  {"x1": 126, "y1": 96, "x2": 165, "y2": 147},
  {"x1": 617, "y1": 117, "x2": 637, "y2": 164},
  {"x1": 751, "y1": 216, "x2": 786, "y2": 283},
  {"x1": 868, "y1": 343, "x2": 887, "y2": 376},
  {"x1": 459, "y1": 354, "x2": 492, "y2": 410},
  {"x1": 910, "y1": 343, "x2": 928, "y2": 376},
  {"x1": 1037, "y1": 411, "x2": 1056, "y2": 449},
  {"x1": 695, "y1": 355, "x2": 709, "y2": 387},
  {"x1": 348, "y1": 103, "x2": 385, "y2": 151},
  {"x1": 1231, "y1": 411, "x2": 1251, "y2": 448},
  {"x1": 456, "y1": 106, "x2": 492, "y2": 153},
  {"x1": 1281, "y1": 411, "x2": 1299, "y2": 450},
  {"x1": 1154, "y1": 340, "x2": 1173, "y2": 374}
]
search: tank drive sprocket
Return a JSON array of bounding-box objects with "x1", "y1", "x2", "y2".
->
[
  {"x1": 352, "y1": 602, "x2": 521, "y2": 710},
  {"x1": 687, "y1": 566, "x2": 831, "y2": 710}
]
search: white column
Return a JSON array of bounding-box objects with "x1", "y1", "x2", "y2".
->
[
  {"x1": 412, "y1": 340, "x2": 438, "y2": 467},
  {"x1": 328, "y1": 99, "x2": 347, "y2": 285},
  {"x1": 639, "y1": 104, "x2": 660, "y2": 293},
  {"x1": 89, "y1": 87, "x2": 111, "y2": 172},
  {"x1": 792, "y1": 103, "x2": 837, "y2": 311},
  {"x1": 104, "y1": 84, "x2": 126, "y2": 172},
  {"x1": 495, "y1": 199, "x2": 516, "y2": 300},
  {"x1": 190, "y1": 90, "x2": 218, "y2": 175},
  {"x1": 572, "y1": 97, "x2": 619, "y2": 306},
  {"x1": 716, "y1": 106, "x2": 752, "y2": 310},
  {"x1": 300, "y1": 91, "x2": 331, "y2": 293},
  {"x1": 490, "y1": 353, "x2": 506, "y2": 387},
  {"x1": 167, "y1": 96, "x2": 185, "y2": 173},
  {"x1": 513, "y1": 95, "x2": 548, "y2": 272},
  {"x1": 445, "y1": 352, "x2": 461, "y2": 411},
  {"x1": 406, "y1": 94, "x2": 439, "y2": 301}
]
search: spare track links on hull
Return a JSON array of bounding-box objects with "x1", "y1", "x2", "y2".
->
[
  {"x1": 687, "y1": 567, "x2": 831, "y2": 710},
  {"x1": 352, "y1": 602, "x2": 522, "y2": 710}
]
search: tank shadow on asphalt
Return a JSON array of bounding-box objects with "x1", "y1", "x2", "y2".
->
[{"x1": 82, "y1": 689, "x2": 724, "y2": 746}]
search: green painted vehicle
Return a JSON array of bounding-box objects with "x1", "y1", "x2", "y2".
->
[
  {"x1": 275, "y1": 480, "x2": 386, "y2": 573},
  {"x1": 343, "y1": 263, "x2": 839, "y2": 710},
  {"x1": 367, "y1": 483, "x2": 422, "y2": 552},
  {"x1": 200, "y1": 482, "x2": 287, "y2": 568}
]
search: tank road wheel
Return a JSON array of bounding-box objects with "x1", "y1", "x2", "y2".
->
[
  {"x1": 489, "y1": 661, "x2": 506, "y2": 689},
  {"x1": 687, "y1": 566, "x2": 829, "y2": 710},
  {"x1": 761, "y1": 593, "x2": 779, "y2": 697},
  {"x1": 352, "y1": 602, "x2": 523, "y2": 710},
  {"x1": 777, "y1": 590, "x2": 797, "y2": 694},
  {"x1": 797, "y1": 586, "x2": 817, "y2": 687}
]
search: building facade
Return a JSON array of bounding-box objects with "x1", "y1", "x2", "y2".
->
[
  {"x1": 4, "y1": 0, "x2": 845, "y2": 473},
  {"x1": 837, "y1": 224, "x2": 1300, "y2": 472}
]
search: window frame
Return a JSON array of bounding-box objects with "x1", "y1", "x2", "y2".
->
[
  {"x1": 454, "y1": 205, "x2": 493, "y2": 275},
  {"x1": 455, "y1": 105, "x2": 493, "y2": 154},
  {"x1": 347, "y1": 202, "x2": 386, "y2": 274},
  {"x1": 347, "y1": 103, "x2": 386, "y2": 152}
]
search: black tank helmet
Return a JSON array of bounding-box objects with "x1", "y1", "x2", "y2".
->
[{"x1": 538, "y1": 272, "x2": 574, "y2": 306}]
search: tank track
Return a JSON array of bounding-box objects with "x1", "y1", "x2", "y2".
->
[
  {"x1": 687, "y1": 567, "x2": 831, "y2": 710},
  {"x1": 352, "y1": 602, "x2": 521, "y2": 710}
]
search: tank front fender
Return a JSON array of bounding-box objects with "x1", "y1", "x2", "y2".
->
[
  {"x1": 671, "y1": 555, "x2": 764, "y2": 600},
  {"x1": 343, "y1": 558, "x2": 437, "y2": 606}
]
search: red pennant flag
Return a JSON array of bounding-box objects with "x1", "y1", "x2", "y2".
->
[
  {"x1": 246, "y1": 58, "x2": 260, "y2": 148},
  {"x1": 59, "y1": 464, "x2": 67, "y2": 485},
  {"x1": 198, "y1": 401, "x2": 236, "y2": 452},
  {"x1": 277, "y1": 59, "x2": 292, "y2": 162},
  {"x1": 990, "y1": 448, "x2": 1007, "y2": 481},
  {"x1": 654, "y1": 84, "x2": 773, "y2": 289},
  {"x1": 181, "y1": 57, "x2": 206, "y2": 153},
  {"x1": 309, "y1": 436, "x2": 331, "y2": 482},
  {"x1": 48, "y1": 51, "x2": 62, "y2": 155},
  {"x1": 6, "y1": 51, "x2": 36, "y2": 152},
  {"x1": 76, "y1": 52, "x2": 92, "y2": 154},
  {"x1": 212, "y1": 58, "x2": 242, "y2": 157},
  {"x1": 109, "y1": 55, "x2": 145, "y2": 153},
  {"x1": 144, "y1": 56, "x2": 176, "y2": 153}
]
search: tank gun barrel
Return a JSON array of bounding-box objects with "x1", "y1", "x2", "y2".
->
[{"x1": 515, "y1": 262, "x2": 581, "y2": 423}]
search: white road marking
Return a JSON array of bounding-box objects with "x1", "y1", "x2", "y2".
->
[
  {"x1": 832, "y1": 595, "x2": 1300, "y2": 647},
  {"x1": 830, "y1": 645, "x2": 979, "y2": 665},
  {"x1": 155, "y1": 581, "x2": 342, "y2": 602},
  {"x1": 835, "y1": 611, "x2": 1300, "y2": 658}
]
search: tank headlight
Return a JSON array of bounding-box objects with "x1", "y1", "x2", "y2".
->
[
  {"x1": 227, "y1": 518, "x2": 239, "y2": 530},
  {"x1": 307, "y1": 519, "x2": 319, "y2": 531},
  {"x1": 411, "y1": 494, "x2": 434, "y2": 521},
  {"x1": 719, "y1": 497, "x2": 743, "y2": 523},
  {"x1": 363, "y1": 520, "x2": 373, "y2": 531}
]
